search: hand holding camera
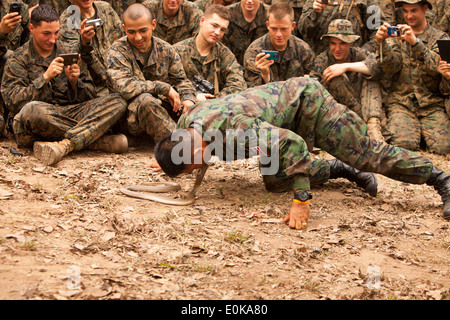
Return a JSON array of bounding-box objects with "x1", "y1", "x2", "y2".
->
[
  {"x1": 376, "y1": 23, "x2": 417, "y2": 46},
  {"x1": 80, "y1": 18, "x2": 102, "y2": 45},
  {"x1": 0, "y1": 2, "x2": 22, "y2": 34}
]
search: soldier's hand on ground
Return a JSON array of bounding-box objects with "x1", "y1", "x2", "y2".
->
[
  {"x1": 80, "y1": 19, "x2": 96, "y2": 45},
  {"x1": 149, "y1": 160, "x2": 162, "y2": 172},
  {"x1": 167, "y1": 87, "x2": 182, "y2": 113},
  {"x1": 281, "y1": 201, "x2": 310, "y2": 230},
  {"x1": 0, "y1": 12, "x2": 22, "y2": 34},
  {"x1": 323, "y1": 64, "x2": 347, "y2": 83},
  {"x1": 196, "y1": 93, "x2": 215, "y2": 102},
  {"x1": 255, "y1": 52, "x2": 273, "y2": 84},
  {"x1": 44, "y1": 57, "x2": 64, "y2": 83},
  {"x1": 438, "y1": 59, "x2": 450, "y2": 80},
  {"x1": 375, "y1": 22, "x2": 390, "y2": 44},
  {"x1": 312, "y1": 0, "x2": 327, "y2": 13}
]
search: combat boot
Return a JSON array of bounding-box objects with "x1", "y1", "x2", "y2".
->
[
  {"x1": 328, "y1": 159, "x2": 378, "y2": 197},
  {"x1": 87, "y1": 134, "x2": 128, "y2": 154},
  {"x1": 366, "y1": 117, "x2": 384, "y2": 142},
  {"x1": 33, "y1": 139, "x2": 74, "y2": 166},
  {"x1": 426, "y1": 167, "x2": 450, "y2": 220}
]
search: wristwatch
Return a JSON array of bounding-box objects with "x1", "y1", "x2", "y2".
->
[
  {"x1": 294, "y1": 191, "x2": 312, "y2": 202},
  {"x1": 412, "y1": 38, "x2": 421, "y2": 47}
]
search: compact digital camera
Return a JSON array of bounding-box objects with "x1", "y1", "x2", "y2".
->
[
  {"x1": 387, "y1": 26, "x2": 401, "y2": 37},
  {"x1": 261, "y1": 50, "x2": 279, "y2": 61},
  {"x1": 85, "y1": 18, "x2": 102, "y2": 28}
]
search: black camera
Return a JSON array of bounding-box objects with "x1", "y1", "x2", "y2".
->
[{"x1": 9, "y1": 2, "x2": 22, "y2": 14}]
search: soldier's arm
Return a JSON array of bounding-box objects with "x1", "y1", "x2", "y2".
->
[
  {"x1": 296, "y1": 0, "x2": 322, "y2": 46},
  {"x1": 218, "y1": 46, "x2": 247, "y2": 96},
  {"x1": 169, "y1": 49, "x2": 196, "y2": 104},
  {"x1": 243, "y1": 46, "x2": 267, "y2": 88}
]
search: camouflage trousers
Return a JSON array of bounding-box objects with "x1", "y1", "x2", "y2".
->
[
  {"x1": 325, "y1": 74, "x2": 383, "y2": 122},
  {"x1": 260, "y1": 94, "x2": 433, "y2": 193},
  {"x1": 385, "y1": 101, "x2": 450, "y2": 155},
  {"x1": 13, "y1": 93, "x2": 127, "y2": 151},
  {"x1": 120, "y1": 93, "x2": 177, "y2": 143}
]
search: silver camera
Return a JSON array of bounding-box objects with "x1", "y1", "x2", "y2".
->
[{"x1": 85, "y1": 18, "x2": 102, "y2": 28}]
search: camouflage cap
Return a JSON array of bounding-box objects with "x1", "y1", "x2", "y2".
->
[
  {"x1": 394, "y1": 0, "x2": 432, "y2": 10},
  {"x1": 320, "y1": 19, "x2": 360, "y2": 44}
]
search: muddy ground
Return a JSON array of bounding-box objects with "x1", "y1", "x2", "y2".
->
[{"x1": 0, "y1": 133, "x2": 449, "y2": 301}]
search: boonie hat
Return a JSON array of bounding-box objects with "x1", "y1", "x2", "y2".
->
[
  {"x1": 320, "y1": 19, "x2": 360, "y2": 44},
  {"x1": 394, "y1": 0, "x2": 432, "y2": 10}
]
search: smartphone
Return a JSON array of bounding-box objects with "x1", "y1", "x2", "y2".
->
[
  {"x1": 9, "y1": 2, "x2": 22, "y2": 14},
  {"x1": 261, "y1": 50, "x2": 279, "y2": 61},
  {"x1": 60, "y1": 53, "x2": 79, "y2": 66},
  {"x1": 85, "y1": 18, "x2": 102, "y2": 28}
]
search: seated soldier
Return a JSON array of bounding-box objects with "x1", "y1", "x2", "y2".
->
[
  {"x1": 153, "y1": 77, "x2": 450, "y2": 229},
  {"x1": 298, "y1": 0, "x2": 386, "y2": 54},
  {"x1": 375, "y1": 0, "x2": 450, "y2": 155},
  {"x1": 221, "y1": 0, "x2": 270, "y2": 66},
  {"x1": 106, "y1": 3, "x2": 196, "y2": 143},
  {"x1": 142, "y1": 0, "x2": 203, "y2": 45},
  {"x1": 59, "y1": 0, "x2": 125, "y2": 95},
  {"x1": 173, "y1": 4, "x2": 247, "y2": 102},
  {"x1": 243, "y1": 2, "x2": 315, "y2": 87},
  {"x1": 1, "y1": 5, "x2": 128, "y2": 165},
  {"x1": 0, "y1": 0, "x2": 32, "y2": 137},
  {"x1": 310, "y1": 19, "x2": 385, "y2": 141}
]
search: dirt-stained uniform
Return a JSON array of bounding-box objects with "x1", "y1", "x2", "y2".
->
[
  {"x1": 1, "y1": 40, "x2": 127, "y2": 151},
  {"x1": 142, "y1": 0, "x2": 203, "y2": 45},
  {"x1": 298, "y1": 0, "x2": 385, "y2": 54},
  {"x1": 177, "y1": 77, "x2": 433, "y2": 193},
  {"x1": 221, "y1": 1, "x2": 270, "y2": 66},
  {"x1": 377, "y1": 23, "x2": 450, "y2": 154},
  {"x1": 310, "y1": 46, "x2": 383, "y2": 122},
  {"x1": 243, "y1": 33, "x2": 315, "y2": 87},
  {"x1": 173, "y1": 36, "x2": 247, "y2": 97},
  {"x1": 59, "y1": 1, "x2": 125, "y2": 95},
  {"x1": 106, "y1": 35, "x2": 196, "y2": 142}
]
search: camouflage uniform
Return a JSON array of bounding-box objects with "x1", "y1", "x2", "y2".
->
[
  {"x1": 142, "y1": 0, "x2": 203, "y2": 45},
  {"x1": 106, "y1": 35, "x2": 196, "y2": 142},
  {"x1": 0, "y1": 0, "x2": 31, "y2": 135},
  {"x1": 429, "y1": 0, "x2": 449, "y2": 35},
  {"x1": 99, "y1": 0, "x2": 144, "y2": 19},
  {"x1": 173, "y1": 36, "x2": 247, "y2": 97},
  {"x1": 377, "y1": 23, "x2": 450, "y2": 155},
  {"x1": 1, "y1": 39, "x2": 127, "y2": 150},
  {"x1": 221, "y1": 1, "x2": 270, "y2": 66},
  {"x1": 59, "y1": 1, "x2": 125, "y2": 95},
  {"x1": 243, "y1": 33, "x2": 315, "y2": 87},
  {"x1": 177, "y1": 77, "x2": 433, "y2": 193},
  {"x1": 23, "y1": 0, "x2": 72, "y2": 14},
  {"x1": 298, "y1": 0, "x2": 386, "y2": 54}
]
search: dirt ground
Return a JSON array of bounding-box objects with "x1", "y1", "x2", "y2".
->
[{"x1": 0, "y1": 133, "x2": 449, "y2": 301}]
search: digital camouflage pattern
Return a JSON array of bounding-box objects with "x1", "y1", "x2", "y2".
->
[
  {"x1": 142, "y1": 0, "x2": 203, "y2": 45},
  {"x1": 243, "y1": 33, "x2": 315, "y2": 87},
  {"x1": 106, "y1": 36, "x2": 196, "y2": 141},
  {"x1": 377, "y1": 24, "x2": 450, "y2": 154},
  {"x1": 100, "y1": 0, "x2": 145, "y2": 19},
  {"x1": 298, "y1": 0, "x2": 385, "y2": 54},
  {"x1": 59, "y1": 1, "x2": 125, "y2": 94},
  {"x1": 320, "y1": 18, "x2": 360, "y2": 43},
  {"x1": 173, "y1": 36, "x2": 247, "y2": 97},
  {"x1": 177, "y1": 77, "x2": 434, "y2": 193},
  {"x1": 1, "y1": 39, "x2": 127, "y2": 150},
  {"x1": 310, "y1": 46, "x2": 383, "y2": 121},
  {"x1": 221, "y1": 1, "x2": 270, "y2": 65},
  {"x1": 429, "y1": 0, "x2": 449, "y2": 35},
  {"x1": 23, "y1": 0, "x2": 71, "y2": 14}
]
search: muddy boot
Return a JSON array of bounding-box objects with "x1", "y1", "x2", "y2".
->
[
  {"x1": 328, "y1": 159, "x2": 378, "y2": 197},
  {"x1": 33, "y1": 139, "x2": 74, "y2": 166},
  {"x1": 366, "y1": 117, "x2": 384, "y2": 142},
  {"x1": 426, "y1": 167, "x2": 450, "y2": 220},
  {"x1": 88, "y1": 134, "x2": 128, "y2": 154}
]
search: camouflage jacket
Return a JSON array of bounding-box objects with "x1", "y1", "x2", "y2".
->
[
  {"x1": 221, "y1": 2, "x2": 270, "y2": 66},
  {"x1": 99, "y1": 0, "x2": 144, "y2": 19},
  {"x1": 243, "y1": 34, "x2": 315, "y2": 87},
  {"x1": 377, "y1": 23, "x2": 450, "y2": 109},
  {"x1": 1, "y1": 40, "x2": 96, "y2": 114},
  {"x1": 59, "y1": 1, "x2": 125, "y2": 92},
  {"x1": 0, "y1": 0, "x2": 30, "y2": 53},
  {"x1": 173, "y1": 36, "x2": 247, "y2": 97},
  {"x1": 430, "y1": 0, "x2": 449, "y2": 35},
  {"x1": 23, "y1": 0, "x2": 72, "y2": 15},
  {"x1": 298, "y1": 0, "x2": 385, "y2": 54},
  {"x1": 142, "y1": 0, "x2": 203, "y2": 45},
  {"x1": 106, "y1": 35, "x2": 196, "y2": 103}
]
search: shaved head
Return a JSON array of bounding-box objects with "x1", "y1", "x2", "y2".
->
[{"x1": 123, "y1": 3, "x2": 153, "y2": 24}]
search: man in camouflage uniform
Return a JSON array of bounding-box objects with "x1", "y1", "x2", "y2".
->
[
  {"x1": 428, "y1": 0, "x2": 449, "y2": 35},
  {"x1": 173, "y1": 4, "x2": 246, "y2": 101},
  {"x1": 311, "y1": 19, "x2": 384, "y2": 141},
  {"x1": 0, "y1": 0, "x2": 32, "y2": 136},
  {"x1": 142, "y1": 0, "x2": 203, "y2": 45},
  {"x1": 101, "y1": 0, "x2": 144, "y2": 19},
  {"x1": 243, "y1": 2, "x2": 315, "y2": 87},
  {"x1": 375, "y1": 0, "x2": 450, "y2": 155},
  {"x1": 59, "y1": 0, "x2": 124, "y2": 95},
  {"x1": 298, "y1": 0, "x2": 386, "y2": 55},
  {"x1": 106, "y1": 3, "x2": 196, "y2": 143},
  {"x1": 154, "y1": 77, "x2": 450, "y2": 228},
  {"x1": 221, "y1": 0, "x2": 270, "y2": 66},
  {"x1": 1, "y1": 4, "x2": 127, "y2": 165},
  {"x1": 194, "y1": 0, "x2": 234, "y2": 12}
]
